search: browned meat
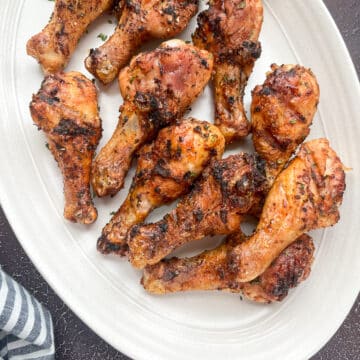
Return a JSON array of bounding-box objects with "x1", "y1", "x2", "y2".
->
[
  {"x1": 127, "y1": 152, "x2": 267, "y2": 268},
  {"x1": 240, "y1": 234, "x2": 314, "y2": 303},
  {"x1": 30, "y1": 72, "x2": 102, "y2": 224},
  {"x1": 193, "y1": 0, "x2": 263, "y2": 142},
  {"x1": 233, "y1": 138, "x2": 345, "y2": 282},
  {"x1": 252, "y1": 64, "x2": 320, "y2": 184},
  {"x1": 91, "y1": 40, "x2": 214, "y2": 197},
  {"x1": 142, "y1": 233, "x2": 315, "y2": 303},
  {"x1": 142, "y1": 138, "x2": 345, "y2": 290},
  {"x1": 127, "y1": 63, "x2": 320, "y2": 268},
  {"x1": 249, "y1": 63, "x2": 320, "y2": 215},
  {"x1": 85, "y1": 0, "x2": 198, "y2": 84},
  {"x1": 27, "y1": 0, "x2": 115, "y2": 74},
  {"x1": 98, "y1": 118, "x2": 225, "y2": 255}
]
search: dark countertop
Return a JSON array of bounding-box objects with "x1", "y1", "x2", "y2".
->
[{"x1": 0, "y1": 1, "x2": 359, "y2": 359}]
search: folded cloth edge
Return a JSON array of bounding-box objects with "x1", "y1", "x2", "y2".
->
[{"x1": 0, "y1": 269, "x2": 55, "y2": 360}]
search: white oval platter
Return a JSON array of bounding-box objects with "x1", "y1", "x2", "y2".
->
[{"x1": 0, "y1": 1, "x2": 359, "y2": 359}]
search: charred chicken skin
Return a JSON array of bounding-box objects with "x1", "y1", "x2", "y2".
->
[
  {"x1": 141, "y1": 64, "x2": 322, "y2": 297},
  {"x1": 239, "y1": 234, "x2": 314, "y2": 302},
  {"x1": 235, "y1": 138, "x2": 345, "y2": 282},
  {"x1": 252, "y1": 64, "x2": 320, "y2": 184},
  {"x1": 97, "y1": 118, "x2": 225, "y2": 255},
  {"x1": 85, "y1": 0, "x2": 199, "y2": 84},
  {"x1": 30, "y1": 72, "x2": 102, "y2": 224},
  {"x1": 127, "y1": 63, "x2": 320, "y2": 269},
  {"x1": 143, "y1": 138, "x2": 345, "y2": 292},
  {"x1": 91, "y1": 40, "x2": 214, "y2": 197},
  {"x1": 142, "y1": 233, "x2": 315, "y2": 302},
  {"x1": 27, "y1": 0, "x2": 115, "y2": 74},
  {"x1": 127, "y1": 152, "x2": 268, "y2": 268},
  {"x1": 193, "y1": 0, "x2": 263, "y2": 142},
  {"x1": 249, "y1": 63, "x2": 320, "y2": 215}
]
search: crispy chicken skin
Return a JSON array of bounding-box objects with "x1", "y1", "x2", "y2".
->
[
  {"x1": 252, "y1": 64, "x2": 320, "y2": 183},
  {"x1": 127, "y1": 152, "x2": 267, "y2": 268},
  {"x1": 141, "y1": 66, "x2": 323, "y2": 295},
  {"x1": 127, "y1": 63, "x2": 319, "y2": 268},
  {"x1": 97, "y1": 118, "x2": 225, "y2": 255},
  {"x1": 91, "y1": 40, "x2": 214, "y2": 197},
  {"x1": 142, "y1": 233, "x2": 314, "y2": 302},
  {"x1": 234, "y1": 138, "x2": 345, "y2": 282},
  {"x1": 30, "y1": 72, "x2": 102, "y2": 224},
  {"x1": 85, "y1": 0, "x2": 199, "y2": 84},
  {"x1": 193, "y1": 0, "x2": 263, "y2": 142},
  {"x1": 26, "y1": 0, "x2": 115, "y2": 74},
  {"x1": 142, "y1": 138, "x2": 345, "y2": 290},
  {"x1": 249, "y1": 64, "x2": 320, "y2": 215},
  {"x1": 240, "y1": 234, "x2": 314, "y2": 303}
]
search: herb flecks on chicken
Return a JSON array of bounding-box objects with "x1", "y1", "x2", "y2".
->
[
  {"x1": 140, "y1": 64, "x2": 323, "y2": 299},
  {"x1": 85, "y1": 0, "x2": 199, "y2": 84},
  {"x1": 27, "y1": 0, "x2": 115, "y2": 74},
  {"x1": 91, "y1": 40, "x2": 214, "y2": 197},
  {"x1": 234, "y1": 138, "x2": 345, "y2": 282},
  {"x1": 252, "y1": 64, "x2": 320, "y2": 184},
  {"x1": 30, "y1": 72, "x2": 102, "y2": 224},
  {"x1": 193, "y1": 0, "x2": 264, "y2": 142},
  {"x1": 142, "y1": 233, "x2": 315, "y2": 302},
  {"x1": 97, "y1": 118, "x2": 225, "y2": 255},
  {"x1": 127, "y1": 63, "x2": 320, "y2": 269},
  {"x1": 127, "y1": 152, "x2": 267, "y2": 268},
  {"x1": 249, "y1": 64, "x2": 320, "y2": 216},
  {"x1": 143, "y1": 138, "x2": 345, "y2": 292},
  {"x1": 240, "y1": 234, "x2": 314, "y2": 303}
]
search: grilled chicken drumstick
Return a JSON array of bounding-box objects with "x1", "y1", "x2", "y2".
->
[
  {"x1": 27, "y1": 0, "x2": 115, "y2": 74},
  {"x1": 142, "y1": 232, "x2": 315, "y2": 302},
  {"x1": 239, "y1": 234, "x2": 314, "y2": 303},
  {"x1": 143, "y1": 138, "x2": 345, "y2": 292},
  {"x1": 98, "y1": 118, "x2": 225, "y2": 255},
  {"x1": 252, "y1": 64, "x2": 320, "y2": 184},
  {"x1": 234, "y1": 138, "x2": 345, "y2": 282},
  {"x1": 128, "y1": 152, "x2": 268, "y2": 268},
  {"x1": 249, "y1": 64, "x2": 320, "y2": 215},
  {"x1": 193, "y1": 0, "x2": 264, "y2": 142},
  {"x1": 30, "y1": 72, "x2": 102, "y2": 224},
  {"x1": 91, "y1": 40, "x2": 214, "y2": 197},
  {"x1": 127, "y1": 64, "x2": 319, "y2": 268},
  {"x1": 85, "y1": 0, "x2": 199, "y2": 84}
]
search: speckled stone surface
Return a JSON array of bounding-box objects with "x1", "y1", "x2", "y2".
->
[{"x1": 0, "y1": 1, "x2": 359, "y2": 359}]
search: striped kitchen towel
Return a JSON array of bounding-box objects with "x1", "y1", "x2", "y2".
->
[{"x1": 0, "y1": 269, "x2": 54, "y2": 360}]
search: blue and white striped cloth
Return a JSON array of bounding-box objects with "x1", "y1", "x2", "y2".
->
[{"x1": 0, "y1": 269, "x2": 54, "y2": 360}]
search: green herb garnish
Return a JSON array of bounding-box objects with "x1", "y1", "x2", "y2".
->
[
  {"x1": 97, "y1": 33, "x2": 108, "y2": 41},
  {"x1": 237, "y1": 1, "x2": 246, "y2": 9}
]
